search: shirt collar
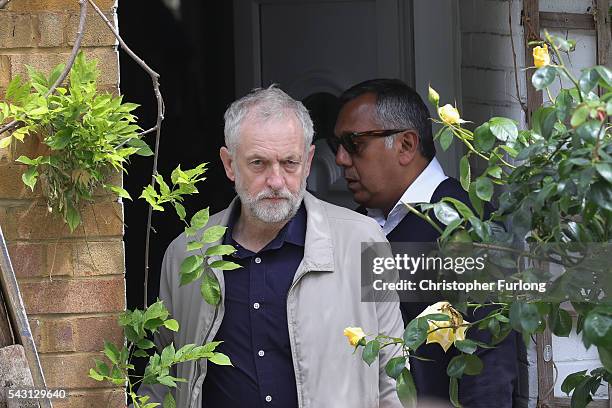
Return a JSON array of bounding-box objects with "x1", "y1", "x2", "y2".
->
[
  {"x1": 366, "y1": 157, "x2": 448, "y2": 235},
  {"x1": 223, "y1": 201, "x2": 307, "y2": 253}
]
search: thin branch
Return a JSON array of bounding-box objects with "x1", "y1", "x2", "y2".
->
[
  {"x1": 86, "y1": 0, "x2": 165, "y2": 309},
  {"x1": 47, "y1": 0, "x2": 88, "y2": 96},
  {"x1": 0, "y1": 0, "x2": 88, "y2": 137},
  {"x1": 508, "y1": 0, "x2": 527, "y2": 114}
]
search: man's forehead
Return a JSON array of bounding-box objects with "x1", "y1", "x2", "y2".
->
[{"x1": 335, "y1": 93, "x2": 378, "y2": 133}]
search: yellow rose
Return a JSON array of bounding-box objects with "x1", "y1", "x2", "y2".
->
[
  {"x1": 417, "y1": 301, "x2": 469, "y2": 352},
  {"x1": 428, "y1": 85, "x2": 440, "y2": 105},
  {"x1": 343, "y1": 327, "x2": 366, "y2": 347},
  {"x1": 439, "y1": 104, "x2": 461, "y2": 125},
  {"x1": 533, "y1": 44, "x2": 550, "y2": 68}
]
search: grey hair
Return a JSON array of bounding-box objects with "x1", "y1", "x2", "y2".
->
[
  {"x1": 223, "y1": 85, "x2": 314, "y2": 154},
  {"x1": 339, "y1": 79, "x2": 436, "y2": 161}
]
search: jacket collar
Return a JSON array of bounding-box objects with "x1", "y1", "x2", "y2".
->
[{"x1": 218, "y1": 191, "x2": 334, "y2": 272}]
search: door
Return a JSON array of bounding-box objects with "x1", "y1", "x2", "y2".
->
[{"x1": 233, "y1": 0, "x2": 461, "y2": 208}]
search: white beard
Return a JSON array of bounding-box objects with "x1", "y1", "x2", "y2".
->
[{"x1": 234, "y1": 168, "x2": 307, "y2": 224}]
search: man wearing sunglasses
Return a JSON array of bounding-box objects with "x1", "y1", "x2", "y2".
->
[{"x1": 331, "y1": 79, "x2": 519, "y2": 407}]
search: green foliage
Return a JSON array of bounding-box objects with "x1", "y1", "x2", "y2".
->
[
  {"x1": 0, "y1": 52, "x2": 152, "y2": 231},
  {"x1": 90, "y1": 300, "x2": 231, "y2": 406},
  {"x1": 351, "y1": 31, "x2": 612, "y2": 408}
]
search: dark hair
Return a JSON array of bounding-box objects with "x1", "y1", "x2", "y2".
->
[{"x1": 339, "y1": 78, "x2": 436, "y2": 161}]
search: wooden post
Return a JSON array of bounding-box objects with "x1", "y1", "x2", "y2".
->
[{"x1": 523, "y1": 0, "x2": 543, "y2": 127}]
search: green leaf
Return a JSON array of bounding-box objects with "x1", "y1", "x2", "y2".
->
[
  {"x1": 561, "y1": 370, "x2": 588, "y2": 394},
  {"x1": 579, "y1": 68, "x2": 600, "y2": 94},
  {"x1": 447, "y1": 355, "x2": 467, "y2": 378},
  {"x1": 583, "y1": 312, "x2": 612, "y2": 348},
  {"x1": 550, "y1": 307, "x2": 573, "y2": 337},
  {"x1": 454, "y1": 339, "x2": 478, "y2": 354},
  {"x1": 104, "y1": 341, "x2": 120, "y2": 364},
  {"x1": 474, "y1": 123, "x2": 496, "y2": 152},
  {"x1": 160, "y1": 343, "x2": 176, "y2": 366},
  {"x1": 463, "y1": 354, "x2": 483, "y2": 375},
  {"x1": 449, "y1": 377, "x2": 461, "y2": 407},
  {"x1": 46, "y1": 129, "x2": 72, "y2": 150},
  {"x1": 105, "y1": 184, "x2": 132, "y2": 200},
  {"x1": 590, "y1": 181, "x2": 612, "y2": 211},
  {"x1": 440, "y1": 219, "x2": 463, "y2": 242},
  {"x1": 474, "y1": 177, "x2": 494, "y2": 202},
  {"x1": 403, "y1": 317, "x2": 429, "y2": 350},
  {"x1": 571, "y1": 105, "x2": 590, "y2": 128},
  {"x1": 190, "y1": 208, "x2": 210, "y2": 230},
  {"x1": 157, "y1": 375, "x2": 177, "y2": 388},
  {"x1": 136, "y1": 339, "x2": 156, "y2": 349},
  {"x1": 89, "y1": 368, "x2": 104, "y2": 381},
  {"x1": 510, "y1": 302, "x2": 540, "y2": 333},
  {"x1": 202, "y1": 225, "x2": 227, "y2": 243},
  {"x1": 15, "y1": 155, "x2": 42, "y2": 166},
  {"x1": 439, "y1": 127, "x2": 453, "y2": 151},
  {"x1": 532, "y1": 66, "x2": 557, "y2": 90},
  {"x1": 576, "y1": 120, "x2": 602, "y2": 142},
  {"x1": 179, "y1": 255, "x2": 204, "y2": 285},
  {"x1": 163, "y1": 393, "x2": 176, "y2": 408},
  {"x1": 6, "y1": 75, "x2": 30, "y2": 104},
  {"x1": 595, "y1": 163, "x2": 612, "y2": 183},
  {"x1": 205, "y1": 244, "x2": 237, "y2": 257},
  {"x1": 442, "y1": 197, "x2": 474, "y2": 220},
  {"x1": 174, "y1": 203, "x2": 186, "y2": 221},
  {"x1": 396, "y1": 368, "x2": 417, "y2": 408},
  {"x1": 200, "y1": 271, "x2": 221, "y2": 306},
  {"x1": 489, "y1": 117, "x2": 518, "y2": 142},
  {"x1": 595, "y1": 65, "x2": 612, "y2": 87},
  {"x1": 385, "y1": 356, "x2": 406, "y2": 379},
  {"x1": 65, "y1": 204, "x2": 81, "y2": 232},
  {"x1": 209, "y1": 260, "x2": 242, "y2": 271},
  {"x1": 208, "y1": 352, "x2": 232, "y2": 366},
  {"x1": 186, "y1": 241, "x2": 204, "y2": 251},
  {"x1": 459, "y1": 155, "x2": 471, "y2": 191},
  {"x1": 468, "y1": 183, "x2": 484, "y2": 219},
  {"x1": 128, "y1": 138, "x2": 154, "y2": 156},
  {"x1": 22, "y1": 166, "x2": 38, "y2": 191},
  {"x1": 163, "y1": 319, "x2": 179, "y2": 332},
  {"x1": 0, "y1": 136, "x2": 12, "y2": 149},
  {"x1": 598, "y1": 346, "x2": 612, "y2": 373},
  {"x1": 362, "y1": 339, "x2": 381, "y2": 366},
  {"x1": 433, "y1": 202, "x2": 460, "y2": 226}
]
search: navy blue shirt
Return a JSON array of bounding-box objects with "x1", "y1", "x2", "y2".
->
[{"x1": 201, "y1": 203, "x2": 306, "y2": 408}]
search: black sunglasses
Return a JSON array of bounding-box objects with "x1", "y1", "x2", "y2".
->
[{"x1": 327, "y1": 129, "x2": 408, "y2": 155}]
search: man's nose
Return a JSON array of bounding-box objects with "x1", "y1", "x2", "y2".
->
[
  {"x1": 335, "y1": 145, "x2": 352, "y2": 167},
  {"x1": 266, "y1": 164, "x2": 285, "y2": 190}
]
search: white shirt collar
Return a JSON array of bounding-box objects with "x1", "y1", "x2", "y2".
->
[{"x1": 366, "y1": 157, "x2": 448, "y2": 235}]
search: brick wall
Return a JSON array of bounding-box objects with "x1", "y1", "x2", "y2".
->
[
  {"x1": 0, "y1": 0, "x2": 126, "y2": 406},
  {"x1": 459, "y1": 1, "x2": 606, "y2": 406}
]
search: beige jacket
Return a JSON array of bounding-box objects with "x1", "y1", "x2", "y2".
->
[{"x1": 137, "y1": 192, "x2": 405, "y2": 408}]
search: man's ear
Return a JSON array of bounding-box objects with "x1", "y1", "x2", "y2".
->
[
  {"x1": 304, "y1": 144, "x2": 316, "y2": 177},
  {"x1": 397, "y1": 130, "x2": 420, "y2": 166},
  {"x1": 219, "y1": 147, "x2": 236, "y2": 182}
]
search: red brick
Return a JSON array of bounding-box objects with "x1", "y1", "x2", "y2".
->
[
  {"x1": 0, "y1": 164, "x2": 43, "y2": 198},
  {"x1": 67, "y1": 12, "x2": 117, "y2": 47},
  {"x1": 5, "y1": 0, "x2": 116, "y2": 12},
  {"x1": 4, "y1": 201, "x2": 123, "y2": 240},
  {"x1": 18, "y1": 276, "x2": 125, "y2": 314},
  {"x1": 53, "y1": 389, "x2": 125, "y2": 408},
  {"x1": 30, "y1": 315, "x2": 122, "y2": 353},
  {"x1": 9, "y1": 242, "x2": 45, "y2": 278},
  {"x1": 9, "y1": 48, "x2": 119, "y2": 86},
  {"x1": 40, "y1": 353, "x2": 113, "y2": 388}
]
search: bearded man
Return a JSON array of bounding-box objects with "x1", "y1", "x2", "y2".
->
[{"x1": 137, "y1": 86, "x2": 405, "y2": 408}]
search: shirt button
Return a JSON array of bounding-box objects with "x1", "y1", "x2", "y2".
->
[
  {"x1": 265, "y1": 395, "x2": 272, "y2": 403},
  {"x1": 253, "y1": 302, "x2": 260, "y2": 310},
  {"x1": 254, "y1": 257, "x2": 262, "y2": 264},
  {"x1": 258, "y1": 350, "x2": 265, "y2": 357}
]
